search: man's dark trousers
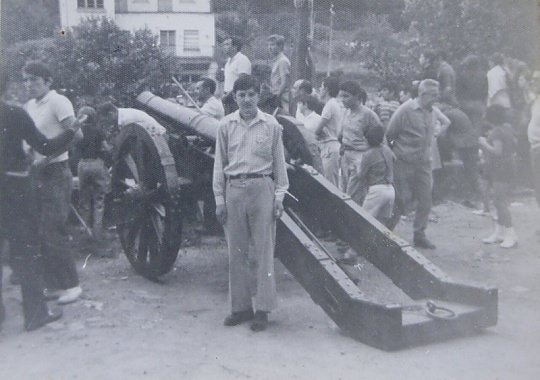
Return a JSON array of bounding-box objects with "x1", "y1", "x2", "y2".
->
[
  {"x1": 1, "y1": 175, "x2": 49, "y2": 326},
  {"x1": 31, "y1": 162, "x2": 79, "y2": 290}
]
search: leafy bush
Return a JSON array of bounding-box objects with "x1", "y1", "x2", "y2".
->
[{"x1": 2, "y1": 17, "x2": 175, "y2": 107}]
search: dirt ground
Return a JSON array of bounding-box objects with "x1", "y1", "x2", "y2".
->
[{"x1": 1, "y1": 195, "x2": 540, "y2": 380}]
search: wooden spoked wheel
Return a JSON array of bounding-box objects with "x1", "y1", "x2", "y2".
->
[{"x1": 111, "y1": 123, "x2": 182, "y2": 280}]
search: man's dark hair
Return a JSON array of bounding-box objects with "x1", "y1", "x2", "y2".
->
[
  {"x1": 23, "y1": 61, "x2": 53, "y2": 83},
  {"x1": 200, "y1": 77, "x2": 217, "y2": 95},
  {"x1": 232, "y1": 74, "x2": 260, "y2": 94},
  {"x1": 298, "y1": 80, "x2": 313, "y2": 95},
  {"x1": 485, "y1": 105, "x2": 508, "y2": 125},
  {"x1": 339, "y1": 80, "x2": 362, "y2": 98},
  {"x1": 380, "y1": 82, "x2": 397, "y2": 96},
  {"x1": 365, "y1": 125, "x2": 385, "y2": 147},
  {"x1": 322, "y1": 76, "x2": 340, "y2": 97},
  {"x1": 423, "y1": 50, "x2": 438, "y2": 63},
  {"x1": 96, "y1": 101, "x2": 118, "y2": 116},
  {"x1": 226, "y1": 36, "x2": 243, "y2": 52},
  {"x1": 297, "y1": 94, "x2": 319, "y2": 112},
  {"x1": 267, "y1": 34, "x2": 285, "y2": 49},
  {"x1": 491, "y1": 53, "x2": 505, "y2": 66}
]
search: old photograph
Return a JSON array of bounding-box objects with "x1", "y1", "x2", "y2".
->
[{"x1": 1, "y1": 0, "x2": 539, "y2": 379}]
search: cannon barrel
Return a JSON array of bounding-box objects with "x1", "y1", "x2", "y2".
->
[
  {"x1": 136, "y1": 91, "x2": 320, "y2": 169},
  {"x1": 137, "y1": 91, "x2": 218, "y2": 141}
]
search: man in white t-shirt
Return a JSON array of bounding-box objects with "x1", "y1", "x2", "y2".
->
[
  {"x1": 97, "y1": 102, "x2": 167, "y2": 138},
  {"x1": 222, "y1": 37, "x2": 252, "y2": 115},
  {"x1": 296, "y1": 94, "x2": 322, "y2": 136},
  {"x1": 23, "y1": 61, "x2": 83, "y2": 305},
  {"x1": 268, "y1": 34, "x2": 291, "y2": 114},
  {"x1": 195, "y1": 78, "x2": 225, "y2": 120},
  {"x1": 314, "y1": 76, "x2": 343, "y2": 187}
]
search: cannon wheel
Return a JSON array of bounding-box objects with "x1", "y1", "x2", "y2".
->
[{"x1": 111, "y1": 123, "x2": 182, "y2": 280}]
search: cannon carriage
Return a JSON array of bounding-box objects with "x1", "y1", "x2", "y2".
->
[{"x1": 109, "y1": 92, "x2": 498, "y2": 350}]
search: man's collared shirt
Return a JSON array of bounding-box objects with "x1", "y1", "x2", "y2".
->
[
  {"x1": 200, "y1": 96, "x2": 225, "y2": 120},
  {"x1": 213, "y1": 109, "x2": 289, "y2": 206},
  {"x1": 224, "y1": 52, "x2": 252, "y2": 93},
  {"x1": 341, "y1": 105, "x2": 382, "y2": 152},
  {"x1": 24, "y1": 90, "x2": 75, "y2": 163},
  {"x1": 319, "y1": 97, "x2": 344, "y2": 143},
  {"x1": 117, "y1": 108, "x2": 167, "y2": 136},
  {"x1": 387, "y1": 98, "x2": 436, "y2": 164},
  {"x1": 270, "y1": 52, "x2": 291, "y2": 96}
]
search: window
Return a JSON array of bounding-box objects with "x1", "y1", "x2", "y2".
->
[
  {"x1": 160, "y1": 31, "x2": 176, "y2": 55},
  {"x1": 183, "y1": 30, "x2": 200, "y2": 53},
  {"x1": 158, "y1": 0, "x2": 173, "y2": 12},
  {"x1": 78, "y1": 0, "x2": 104, "y2": 8}
]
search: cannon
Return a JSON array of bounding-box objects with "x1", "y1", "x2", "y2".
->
[{"x1": 109, "y1": 91, "x2": 498, "y2": 350}]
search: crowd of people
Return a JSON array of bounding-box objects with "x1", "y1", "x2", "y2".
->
[{"x1": 1, "y1": 34, "x2": 540, "y2": 334}]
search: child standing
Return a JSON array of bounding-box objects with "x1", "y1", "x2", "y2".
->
[
  {"x1": 357, "y1": 125, "x2": 396, "y2": 226},
  {"x1": 480, "y1": 105, "x2": 517, "y2": 248}
]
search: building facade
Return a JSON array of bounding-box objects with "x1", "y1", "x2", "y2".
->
[{"x1": 59, "y1": 0, "x2": 215, "y2": 59}]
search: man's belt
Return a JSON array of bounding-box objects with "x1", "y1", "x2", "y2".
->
[{"x1": 227, "y1": 173, "x2": 272, "y2": 180}]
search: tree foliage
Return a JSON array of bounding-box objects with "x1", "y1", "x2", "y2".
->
[
  {"x1": 2, "y1": 18, "x2": 175, "y2": 107},
  {"x1": 1, "y1": 0, "x2": 59, "y2": 45},
  {"x1": 404, "y1": 0, "x2": 540, "y2": 64}
]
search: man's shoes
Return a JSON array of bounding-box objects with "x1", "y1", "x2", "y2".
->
[
  {"x1": 414, "y1": 233, "x2": 436, "y2": 249},
  {"x1": 250, "y1": 311, "x2": 268, "y2": 332},
  {"x1": 224, "y1": 310, "x2": 254, "y2": 326},
  {"x1": 25, "y1": 307, "x2": 63, "y2": 332},
  {"x1": 57, "y1": 286, "x2": 82, "y2": 305},
  {"x1": 43, "y1": 288, "x2": 62, "y2": 301}
]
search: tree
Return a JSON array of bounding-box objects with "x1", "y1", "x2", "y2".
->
[
  {"x1": 404, "y1": 0, "x2": 540, "y2": 64},
  {"x1": 1, "y1": 0, "x2": 59, "y2": 45},
  {"x1": 2, "y1": 18, "x2": 176, "y2": 107}
]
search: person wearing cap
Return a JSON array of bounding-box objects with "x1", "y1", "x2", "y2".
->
[
  {"x1": 386, "y1": 79, "x2": 441, "y2": 249},
  {"x1": 213, "y1": 75, "x2": 289, "y2": 332},
  {"x1": 23, "y1": 61, "x2": 83, "y2": 305}
]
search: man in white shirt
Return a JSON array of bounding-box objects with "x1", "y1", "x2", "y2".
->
[
  {"x1": 296, "y1": 94, "x2": 322, "y2": 136},
  {"x1": 487, "y1": 53, "x2": 511, "y2": 109},
  {"x1": 268, "y1": 34, "x2": 291, "y2": 114},
  {"x1": 195, "y1": 78, "x2": 225, "y2": 120},
  {"x1": 222, "y1": 37, "x2": 252, "y2": 115},
  {"x1": 96, "y1": 102, "x2": 167, "y2": 138},
  {"x1": 314, "y1": 76, "x2": 343, "y2": 187},
  {"x1": 23, "y1": 61, "x2": 83, "y2": 305}
]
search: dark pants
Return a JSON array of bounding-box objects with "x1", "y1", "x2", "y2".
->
[
  {"x1": 493, "y1": 181, "x2": 512, "y2": 227},
  {"x1": 32, "y1": 162, "x2": 79, "y2": 290},
  {"x1": 388, "y1": 159, "x2": 433, "y2": 234},
  {"x1": 1, "y1": 175, "x2": 49, "y2": 327},
  {"x1": 458, "y1": 146, "x2": 481, "y2": 200},
  {"x1": 531, "y1": 145, "x2": 540, "y2": 207}
]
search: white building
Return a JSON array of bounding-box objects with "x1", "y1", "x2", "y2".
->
[{"x1": 59, "y1": 0, "x2": 216, "y2": 78}]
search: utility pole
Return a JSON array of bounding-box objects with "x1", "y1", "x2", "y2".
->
[
  {"x1": 292, "y1": 0, "x2": 313, "y2": 83},
  {"x1": 327, "y1": 3, "x2": 335, "y2": 76}
]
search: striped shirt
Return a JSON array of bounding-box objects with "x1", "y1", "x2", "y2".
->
[{"x1": 213, "y1": 109, "x2": 289, "y2": 206}]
